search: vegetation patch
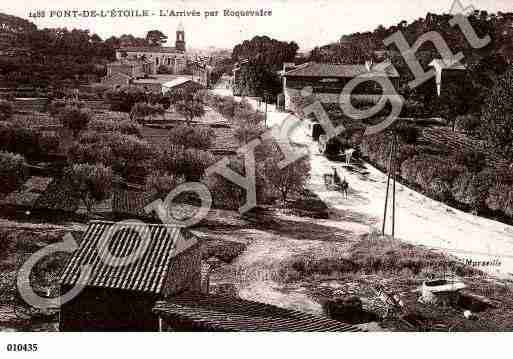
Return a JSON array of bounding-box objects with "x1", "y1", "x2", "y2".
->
[{"x1": 277, "y1": 232, "x2": 480, "y2": 284}]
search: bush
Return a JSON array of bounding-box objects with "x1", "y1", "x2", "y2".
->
[
  {"x1": 479, "y1": 69, "x2": 513, "y2": 158},
  {"x1": 69, "y1": 131, "x2": 158, "y2": 181},
  {"x1": 455, "y1": 114, "x2": 482, "y2": 136},
  {"x1": 486, "y1": 184, "x2": 513, "y2": 217},
  {"x1": 0, "y1": 100, "x2": 14, "y2": 121},
  {"x1": 57, "y1": 105, "x2": 92, "y2": 137},
  {"x1": 395, "y1": 123, "x2": 419, "y2": 144},
  {"x1": 401, "y1": 155, "x2": 464, "y2": 201},
  {"x1": 38, "y1": 132, "x2": 60, "y2": 154},
  {"x1": 0, "y1": 151, "x2": 27, "y2": 194},
  {"x1": 168, "y1": 124, "x2": 214, "y2": 150},
  {"x1": 451, "y1": 168, "x2": 495, "y2": 211},
  {"x1": 451, "y1": 149, "x2": 487, "y2": 173},
  {"x1": 48, "y1": 99, "x2": 85, "y2": 116},
  {"x1": 159, "y1": 146, "x2": 215, "y2": 182},
  {"x1": 263, "y1": 153, "x2": 310, "y2": 203},
  {"x1": 130, "y1": 102, "x2": 165, "y2": 121},
  {"x1": 157, "y1": 65, "x2": 173, "y2": 74},
  {"x1": 87, "y1": 118, "x2": 142, "y2": 137},
  {"x1": 66, "y1": 163, "x2": 113, "y2": 213},
  {"x1": 146, "y1": 171, "x2": 185, "y2": 197}
]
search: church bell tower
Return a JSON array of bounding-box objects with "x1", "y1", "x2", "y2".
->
[{"x1": 175, "y1": 22, "x2": 185, "y2": 52}]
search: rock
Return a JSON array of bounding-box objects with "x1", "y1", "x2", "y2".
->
[{"x1": 323, "y1": 296, "x2": 367, "y2": 324}]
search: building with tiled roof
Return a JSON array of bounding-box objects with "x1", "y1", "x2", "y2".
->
[
  {"x1": 114, "y1": 24, "x2": 187, "y2": 76},
  {"x1": 154, "y1": 293, "x2": 362, "y2": 332},
  {"x1": 59, "y1": 220, "x2": 202, "y2": 331},
  {"x1": 281, "y1": 61, "x2": 400, "y2": 110}
]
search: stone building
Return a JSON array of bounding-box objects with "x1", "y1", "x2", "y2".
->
[
  {"x1": 115, "y1": 23, "x2": 188, "y2": 75},
  {"x1": 59, "y1": 220, "x2": 202, "y2": 331},
  {"x1": 281, "y1": 61, "x2": 400, "y2": 110}
]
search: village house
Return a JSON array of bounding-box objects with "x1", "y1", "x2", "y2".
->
[
  {"x1": 281, "y1": 61, "x2": 400, "y2": 110},
  {"x1": 59, "y1": 220, "x2": 202, "y2": 331}
]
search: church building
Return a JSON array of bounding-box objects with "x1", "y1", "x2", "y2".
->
[{"x1": 114, "y1": 23, "x2": 188, "y2": 75}]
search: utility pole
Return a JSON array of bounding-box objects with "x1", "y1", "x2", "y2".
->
[
  {"x1": 382, "y1": 135, "x2": 393, "y2": 235},
  {"x1": 382, "y1": 132, "x2": 398, "y2": 238},
  {"x1": 264, "y1": 91, "x2": 268, "y2": 127},
  {"x1": 392, "y1": 133, "x2": 397, "y2": 239}
]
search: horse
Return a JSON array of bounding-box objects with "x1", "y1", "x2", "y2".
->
[
  {"x1": 332, "y1": 167, "x2": 349, "y2": 198},
  {"x1": 340, "y1": 177, "x2": 349, "y2": 199}
]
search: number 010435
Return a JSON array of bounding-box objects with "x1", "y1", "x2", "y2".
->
[{"x1": 6, "y1": 344, "x2": 39, "y2": 352}]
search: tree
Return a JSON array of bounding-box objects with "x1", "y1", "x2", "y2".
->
[
  {"x1": 480, "y1": 70, "x2": 513, "y2": 159},
  {"x1": 67, "y1": 163, "x2": 113, "y2": 213},
  {"x1": 146, "y1": 171, "x2": 185, "y2": 197},
  {"x1": 167, "y1": 124, "x2": 214, "y2": 150},
  {"x1": 0, "y1": 100, "x2": 13, "y2": 122},
  {"x1": 146, "y1": 30, "x2": 167, "y2": 47},
  {"x1": 168, "y1": 87, "x2": 206, "y2": 125},
  {"x1": 0, "y1": 151, "x2": 27, "y2": 194},
  {"x1": 264, "y1": 154, "x2": 310, "y2": 203},
  {"x1": 57, "y1": 105, "x2": 92, "y2": 137},
  {"x1": 130, "y1": 102, "x2": 165, "y2": 121}
]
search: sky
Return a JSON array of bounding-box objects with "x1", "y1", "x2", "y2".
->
[{"x1": 3, "y1": 0, "x2": 513, "y2": 50}]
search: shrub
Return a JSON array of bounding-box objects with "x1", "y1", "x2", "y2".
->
[
  {"x1": 479, "y1": 69, "x2": 513, "y2": 158},
  {"x1": 69, "y1": 131, "x2": 158, "y2": 181},
  {"x1": 38, "y1": 132, "x2": 60, "y2": 154},
  {"x1": 0, "y1": 100, "x2": 13, "y2": 121},
  {"x1": 451, "y1": 149, "x2": 487, "y2": 173},
  {"x1": 48, "y1": 99, "x2": 85, "y2": 116},
  {"x1": 486, "y1": 184, "x2": 513, "y2": 217},
  {"x1": 455, "y1": 114, "x2": 482, "y2": 136},
  {"x1": 11, "y1": 126, "x2": 40, "y2": 159},
  {"x1": 0, "y1": 151, "x2": 27, "y2": 194},
  {"x1": 159, "y1": 146, "x2": 215, "y2": 182},
  {"x1": 168, "y1": 124, "x2": 214, "y2": 150},
  {"x1": 87, "y1": 118, "x2": 142, "y2": 137},
  {"x1": 167, "y1": 86, "x2": 206, "y2": 124},
  {"x1": 57, "y1": 105, "x2": 92, "y2": 137},
  {"x1": 263, "y1": 153, "x2": 310, "y2": 203},
  {"x1": 451, "y1": 168, "x2": 495, "y2": 211},
  {"x1": 157, "y1": 65, "x2": 173, "y2": 74},
  {"x1": 104, "y1": 87, "x2": 146, "y2": 112},
  {"x1": 395, "y1": 123, "x2": 419, "y2": 144},
  {"x1": 66, "y1": 163, "x2": 113, "y2": 213},
  {"x1": 130, "y1": 102, "x2": 165, "y2": 121},
  {"x1": 146, "y1": 171, "x2": 185, "y2": 197}
]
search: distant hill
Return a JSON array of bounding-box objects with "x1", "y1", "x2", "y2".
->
[
  {"x1": 309, "y1": 11, "x2": 513, "y2": 67},
  {"x1": 0, "y1": 13, "x2": 37, "y2": 49}
]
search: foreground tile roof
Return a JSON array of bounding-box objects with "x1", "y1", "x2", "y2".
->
[
  {"x1": 153, "y1": 293, "x2": 362, "y2": 332},
  {"x1": 60, "y1": 221, "x2": 199, "y2": 294}
]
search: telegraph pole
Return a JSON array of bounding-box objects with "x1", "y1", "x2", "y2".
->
[
  {"x1": 392, "y1": 134, "x2": 397, "y2": 238},
  {"x1": 382, "y1": 132, "x2": 398, "y2": 238}
]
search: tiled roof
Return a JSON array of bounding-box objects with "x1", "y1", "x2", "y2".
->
[
  {"x1": 162, "y1": 77, "x2": 192, "y2": 89},
  {"x1": 153, "y1": 293, "x2": 362, "y2": 332},
  {"x1": 112, "y1": 188, "x2": 157, "y2": 219},
  {"x1": 284, "y1": 62, "x2": 399, "y2": 78},
  {"x1": 108, "y1": 59, "x2": 151, "y2": 66},
  {"x1": 60, "y1": 221, "x2": 199, "y2": 294}
]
